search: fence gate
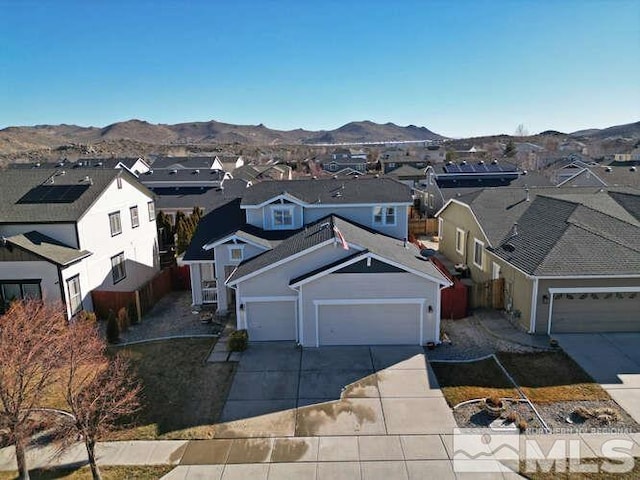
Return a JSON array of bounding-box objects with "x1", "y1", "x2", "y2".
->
[{"x1": 470, "y1": 278, "x2": 505, "y2": 310}]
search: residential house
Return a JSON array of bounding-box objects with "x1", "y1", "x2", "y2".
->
[
  {"x1": 415, "y1": 160, "x2": 525, "y2": 217},
  {"x1": 320, "y1": 148, "x2": 367, "y2": 174},
  {"x1": 380, "y1": 155, "x2": 428, "y2": 175},
  {"x1": 213, "y1": 155, "x2": 245, "y2": 174},
  {"x1": 139, "y1": 168, "x2": 230, "y2": 190},
  {"x1": 0, "y1": 169, "x2": 159, "y2": 318},
  {"x1": 436, "y1": 186, "x2": 640, "y2": 335},
  {"x1": 183, "y1": 177, "x2": 451, "y2": 346},
  {"x1": 9, "y1": 157, "x2": 151, "y2": 177},
  {"x1": 232, "y1": 163, "x2": 292, "y2": 183}
]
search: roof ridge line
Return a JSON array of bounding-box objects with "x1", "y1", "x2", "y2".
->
[{"x1": 569, "y1": 221, "x2": 640, "y2": 254}]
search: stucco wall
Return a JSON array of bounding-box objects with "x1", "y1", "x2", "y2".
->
[
  {"x1": 0, "y1": 223, "x2": 79, "y2": 249},
  {"x1": 0, "y1": 261, "x2": 61, "y2": 303}
]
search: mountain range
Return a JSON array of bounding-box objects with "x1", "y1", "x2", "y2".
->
[{"x1": 0, "y1": 119, "x2": 444, "y2": 155}]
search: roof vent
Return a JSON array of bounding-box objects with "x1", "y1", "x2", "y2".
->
[
  {"x1": 525, "y1": 188, "x2": 530, "y2": 202},
  {"x1": 96, "y1": 161, "x2": 103, "y2": 167},
  {"x1": 522, "y1": 170, "x2": 528, "y2": 175},
  {"x1": 333, "y1": 175, "x2": 338, "y2": 179},
  {"x1": 446, "y1": 161, "x2": 453, "y2": 166},
  {"x1": 461, "y1": 160, "x2": 467, "y2": 165},
  {"x1": 193, "y1": 169, "x2": 200, "y2": 174},
  {"x1": 506, "y1": 222, "x2": 518, "y2": 241},
  {"x1": 631, "y1": 166, "x2": 637, "y2": 172},
  {"x1": 35, "y1": 162, "x2": 41, "y2": 168},
  {"x1": 491, "y1": 159, "x2": 498, "y2": 165},
  {"x1": 312, "y1": 175, "x2": 317, "y2": 180},
  {"x1": 478, "y1": 160, "x2": 484, "y2": 165},
  {"x1": 83, "y1": 176, "x2": 93, "y2": 185},
  {"x1": 374, "y1": 174, "x2": 379, "y2": 178},
  {"x1": 502, "y1": 243, "x2": 515, "y2": 253},
  {"x1": 605, "y1": 166, "x2": 612, "y2": 172},
  {"x1": 170, "y1": 169, "x2": 178, "y2": 174}
]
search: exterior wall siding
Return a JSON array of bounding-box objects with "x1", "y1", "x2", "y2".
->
[
  {"x1": 0, "y1": 261, "x2": 61, "y2": 303},
  {"x1": 304, "y1": 205, "x2": 409, "y2": 239},
  {"x1": 60, "y1": 260, "x2": 94, "y2": 317},
  {"x1": 76, "y1": 177, "x2": 159, "y2": 293}
]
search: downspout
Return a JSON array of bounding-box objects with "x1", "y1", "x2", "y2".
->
[{"x1": 529, "y1": 278, "x2": 538, "y2": 334}]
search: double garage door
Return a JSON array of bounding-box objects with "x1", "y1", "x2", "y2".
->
[
  {"x1": 317, "y1": 303, "x2": 422, "y2": 345},
  {"x1": 550, "y1": 292, "x2": 640, "y2": 333},
  {"x1": 244, "y1": 299, "x2": 427, "y2": 345}
]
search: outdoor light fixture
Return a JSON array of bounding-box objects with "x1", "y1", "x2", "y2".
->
[
  {"x1": 542, "y1": 294, "x2": 549, "y2": 304},
  {"x1": 428, "y1": 305, "x2": 433, "y2": 313},
  {"x1": 239, "y1": 303, "x2": 245, "y2": 311}
]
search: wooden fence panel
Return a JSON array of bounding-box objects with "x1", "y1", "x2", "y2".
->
[
  {"x1": 469, "y1": 278, "x2": 505, "y2": 310},
  {"x1": 408, "y1": 218, "x2": 438, "y2": 236}
]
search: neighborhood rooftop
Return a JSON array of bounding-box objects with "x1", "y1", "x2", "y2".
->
[
  {"x1": 0, "y1": 168, "x2": 130, "y2": 223},
  {"x1": 240, "y1": 177, "x2": 412, "y2": 206},
  {"x1": 2, "y1": 231, "x2": 92, "y2": 266}
]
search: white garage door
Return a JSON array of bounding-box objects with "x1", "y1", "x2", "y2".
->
[
  {"x1": 318, "y1": 303, "x2": 421, "y2": 346},
  {"x1": 551, "y1": 293, "x2": 640, "y2": 333},
  {"x1": 245, "y1": 301, "x2": 296, "y2": 341}
]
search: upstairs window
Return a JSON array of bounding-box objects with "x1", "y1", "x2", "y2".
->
[
  {"x1": 473, "y1": 238, "x2": 485, "y2": 269},
  {"x1": 272, "y1": 206, "x2": 294, "y2": 228},
  {"x1": 373, "y1": 206, "x2": 396, "y2": 226},
  {"x1": 111, "y1": 252, "x2": 127, "y2": 284},
  {"x1": 455, "y1": 228, "x2": 465, "y2": 255},
  {"x1": 228, "y1": 245, "x2": 244, "y2": 262},
  {"x1": 148, "y1": 201, "x2": 155, "y2": 221},
  {"x1": 130, "y1": 206, "x2": 139, "y2": 228},
  {"x1": 109, "y1": 211, "x2": 122, "y2": 236}
]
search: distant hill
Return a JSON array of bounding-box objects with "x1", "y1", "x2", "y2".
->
[
  {"x1": 570, "y1": 121, "x2": 640, "y2": 140},
  {"x1": 0, "y1": 118, "x2": 445, "y2": 155}
]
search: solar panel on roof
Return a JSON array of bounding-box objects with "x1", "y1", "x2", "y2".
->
[
  {"x1": 17, "y1": 185, "x2": 90, "y2": 204},
  {"x1": 444, "y1": 164, "x2": 461, "y2": 173},
  {"x1": 486, "y1": 164, "x2": 502, "y2": 172},
  {"x1": 459, "y1": 163, "x2": 474, "y2": 173}
]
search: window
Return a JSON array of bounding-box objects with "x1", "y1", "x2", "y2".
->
[
  {"x1": 111, "y1": 252, "x2": 126, "y2": 284},
  {"x1": 1, "y1": 281, "x2": 41, "y2": 307},
  {"x1": 228, "y1": 245, "x2": 244, "y2": 262},
  {"x1": 388, "y1": 162, "x2": 396, "y2": 168},
  {"x1": 473, "y1": 238, "x2": 485, "y2": 269},
  {"x1": 428, "y1": 194, "x2": 435, "y2": 209},
  {"x1": 148, "y1": 201, "x2": 155, "y2": 221},
  {"x1": 272, "y1": 207, "x2": 294, "y2": 228},
  {"x1": 329, "y1": 163, "x2": 338, "y2": 172},
  {"x1": 455, "y1": 228, "x2": 465, "y2": 255},
  {"x1": 373, "y1": 206, "x2": 396, "y2": 226},
  {"x1": 130, "y1": 206, "x2": 139, "y2": 228},
  {"x1": 109, "y1": 211, "x2": 122, "y2": 236},
  {"x1": 66, "y1": 275, "x2": 83, "y2": 316}
]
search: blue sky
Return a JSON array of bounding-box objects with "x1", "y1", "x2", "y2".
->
[{"x1": 1, "y1": 0, "x2": 638, "y2": 137}]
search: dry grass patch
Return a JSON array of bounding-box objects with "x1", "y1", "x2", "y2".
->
[
  {"x1": 0, "y1": 465, "x2": 173, "y2": 480},
  {"x1": 519, "y1": 458, "x2": 640, "y2": 479},
  {"x1": 430, "y1": 358, "x2": 518, "y2": 407},
  {"x1": 497, "y1": 352, "x2": 610, "y2": 404},
  {"x1": 107, "y1": 338, "x2": 235, "y2": 440}
]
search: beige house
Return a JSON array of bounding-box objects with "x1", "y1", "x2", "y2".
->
[{"x1": 436, "y1": 186, "x2": 640, "y2": 335}]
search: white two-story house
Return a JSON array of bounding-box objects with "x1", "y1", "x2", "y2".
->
[
  {"x1": 0, "y1": 169, "x2": 159, "y2": 318},
  {"x1": 183, "y1": 177, "x2": 451, "y2": 346}
]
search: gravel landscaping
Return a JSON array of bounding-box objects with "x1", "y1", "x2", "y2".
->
[
  {"x1": 111, "y1": 291, "x2": 225, "y2": 343},
  {"x1": 536, "y1": 400, "x2": 640, "y2": 433},
  {"x1": 453, "y1": 399, "x2": 544, "y2": 432}
]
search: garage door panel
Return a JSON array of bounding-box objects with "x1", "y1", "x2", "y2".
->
[
  {"x1": 246, "y1": 301, "x2": 296, "y2": 341},
  {"x1": 551, "y1": 296, "x2": 640, "y2": 333},
  {"x1": 318, "y1": 303, "x2": 420, "y2": 346}
]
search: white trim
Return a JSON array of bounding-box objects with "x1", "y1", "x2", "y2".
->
[
  {"x1": 536, "y1": 274, "x2": 640, "y2": 280},
  {"x1": 434, "y1": 289, "x2": 441, "y2": 343},
  {"x1": 529, "y1": 278, "x2": 538, "y2": 334},
  {"x1": 455, "y1": 228, "x2": 465, "y2": 255},
  {"x1": 241, "y1": 295, "x2": 298, "y2": 302},
  {"x1": 491, "y1": 261, "x2": 501, "y2": 280},
  {"x1": 227, "y1": 244, "x2": 245, "y2": 263},
  {"x1": 298, "y1": 285, "x2": 304, "y2": 345},
  {"x1": 435, "y1": 199, "x2": 492, "y2": 247},
  {"x1": 313, "y1": 298, "x2": 426, "y2": 347},
  {"x1": 289, "y1": 251, "x2": 451, "y2": 288},
  {"x1": 556, "y1": 168, "x2": 606, "y2": 187},
  {"x1": 472, "y1": 238, "x2": 485, "y2": 270},
  {"x1": 546, "y1": 286, "x2": 640, "y2": 335},
  {"x1": 226, "y1": 239, "x2": 334, "y2": 286},
  {"x1": 245, "y1": 193, "x2": 308, "y2": 209},
  {"x1": 202, "y1": 233, "x2": 270, "y2": 252},
  {"x1": 372, "y1": 205, "x2": 398, "y2": 227}
]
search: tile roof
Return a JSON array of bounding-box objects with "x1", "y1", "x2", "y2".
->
[
  {"x1": 4, "y1": 231, "x2": 91, "y2": 265},
  {"x1": 240, "y1": 178, "x2": 412, "y2": 206},
  {"x1": 0, "y1": 168, "x2": 128, "y2": 223},
  {"x1": 227, "y1": 215, "x2": 450, "y2": 285}
]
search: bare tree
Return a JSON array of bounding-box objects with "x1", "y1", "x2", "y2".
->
[
  {"x1": 515, "y1": 123, "x2": 529, "y2": 137},
  {"x1": 0, "y1": 300, "x2": 67, "y2": 480},
  {"x1": 56, "y1": 318, "x2": 141, "y2": 480}
]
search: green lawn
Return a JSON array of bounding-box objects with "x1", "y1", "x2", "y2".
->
[
  {"x1": 430, "y1": 358, "x2": 518, "y2": 407},
  {"x1": 107, "y1": 338, "x2": 236, "y2": 440},
  {"x1": 497, "y1": 352, "x2": 609, "y2": 404},
  {"x1": 0, "y1": 466, "x2": 173, "y2": 480}
]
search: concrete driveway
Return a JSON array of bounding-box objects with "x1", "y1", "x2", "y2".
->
[
  {"x1": 556, "y1": 333, "x2": 640, "y2": 423},
  {"x1": 215, "y1": 343, "x2": 455, "y2": 438}
]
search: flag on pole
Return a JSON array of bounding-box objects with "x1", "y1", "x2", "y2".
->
[{"x1": 333, "y1": 226, "x2": 349, "y2": 250}]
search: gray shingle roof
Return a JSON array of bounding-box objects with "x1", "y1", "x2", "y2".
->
[
  {"x1": 240, "y1": 178, "x2": 412, "y2": 206},
  {"x1": 0, "y1": 168, "x2": 128, "y2": 223},
  {"x1": 140, "y1": 168, "x2": 226, "y2": 184},
  {"x1": 149, "y1": 156, "x2": 217, "y2": 170},
  {"x1": 227, "y1": 215, "x2": 450, "y2": 285},
  {"x1": 153, "y1": 179, "x2": 249, "y2": 211},
  {"x1": 5, "y1": 231, "x2": 91, "y2": 266},
  {"x1": 484, "y1": 191, "x2": 640, "y2": 276}
]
